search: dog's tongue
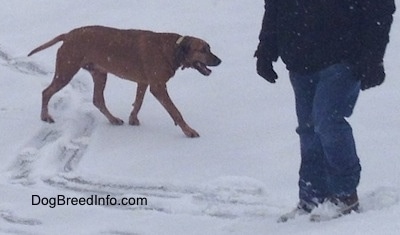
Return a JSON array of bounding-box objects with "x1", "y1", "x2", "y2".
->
[{"x1": 194, "y1": 62, "x2": 211, "y2": 76}]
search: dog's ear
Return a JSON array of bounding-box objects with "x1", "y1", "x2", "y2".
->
[{"x1": 175, "y1": 36, "x2": 191, "y2": 69}]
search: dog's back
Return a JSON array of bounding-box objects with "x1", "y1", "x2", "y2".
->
[{"x1": 30, "y1": 26, "x2": 182, "y2": 81}]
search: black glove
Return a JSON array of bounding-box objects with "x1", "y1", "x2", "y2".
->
[
  {"x1": 355, "y1": 63, "x2": 385, "y2": 90},
  {"x1": 256, "y1": 58, "x2": 278, "y2": 83}
]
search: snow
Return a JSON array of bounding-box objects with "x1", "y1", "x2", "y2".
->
[{"x1": 1, "y1": 0, "x2": 399, "y2": 234}]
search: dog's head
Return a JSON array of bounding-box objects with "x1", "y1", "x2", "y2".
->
[{"x1": 176, "y1": 36, "x2": 221, "y2": 76}]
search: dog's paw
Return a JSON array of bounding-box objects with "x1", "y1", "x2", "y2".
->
[
  {"x1": 110, "y1": 117, "x2": 124, "y2": 125},
  {"x1": 41, "y1": 114, "x2": 55, "y2": 123},
  {"x1": 183, "y1": 127, "x2": 200, "y2": 138},
  {"x1": 128, "y1": 116, "x2": 140, "y2": 126}
]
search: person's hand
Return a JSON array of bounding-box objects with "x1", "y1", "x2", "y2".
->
[
  {"x1": 256, "y1": 58, "x2": 278, "y2": 83},
  {"x1": 356, "y1": 63, "x2": 385, "y2": 90}
]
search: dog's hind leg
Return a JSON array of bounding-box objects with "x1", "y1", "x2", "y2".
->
[
  {"x1": 129, "y1": 83, "x2": 148, "y2": 126},
  {"x1": 90, "y1": 69, "x2": 124, "y2": 125},
  {"x1": 41, "y1": 50, "x2": 80, "y2": 123},
  {"x1": 150, "y1": 83, "x2": 199, "y2": 138}
]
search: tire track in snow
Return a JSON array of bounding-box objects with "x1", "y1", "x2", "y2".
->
[
  {"x1": 9, "y1": 126, "x2": 63, "y2": 185},
  {"x1": 0, "y1": 210, "x2": 42, "y2": 226},
  {"x1": 0, "y1": 47, "x2": 48, "y2": 76},
  {"x1": 0, "y1": 210, "x2": 42, "y2": 235},
  {"x1": 9, "y1": 111, "x2": 96, "y2": 184},
  {"x1": 8, "y1": 66, "x2": 96, "y2": 184},
  {"x1": 42, "y1": 174, "x2": 400, "y2": 220},
  {"x1": 56, "y1": 113, "x2": 96, "y2": 173},
  {"x1": 43, "y1": 175, "x2": 272, "y2": 219},
  {"x1": 3, "y1": 54, "x2": 97, "y2": 232}
]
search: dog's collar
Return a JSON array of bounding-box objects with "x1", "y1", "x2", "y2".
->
[{"x1": 176, "y1": 36, "x2": 185, "y2": 45}]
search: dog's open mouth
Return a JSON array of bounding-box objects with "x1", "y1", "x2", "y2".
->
[{"x1": 193, "y1": 61, "x2": 212, "y2": 76}]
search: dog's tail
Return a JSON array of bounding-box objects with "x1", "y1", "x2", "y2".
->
[{"x1": 28, "y1": 34, "x2": 66, "y2": 56}]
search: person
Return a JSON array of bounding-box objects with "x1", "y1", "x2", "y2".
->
[{"x1": 255, "y1": 0, "x2": 395, "y2": 222}]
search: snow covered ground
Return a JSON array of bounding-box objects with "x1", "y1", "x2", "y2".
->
[{"x1": 1, "y1": 1, "x2": 399, "y2": 234}]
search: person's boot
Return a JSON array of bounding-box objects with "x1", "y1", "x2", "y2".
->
[
  {"x1": 310, "y1": 192, "x2": 359, "y2": 222},
  {"x1": 277, "y1": 200, "x2": 315, "y2": 223}
]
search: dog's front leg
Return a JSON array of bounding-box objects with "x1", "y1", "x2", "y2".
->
[{"x1": 150, "y1": 83, "x2": 200, "y2": 138}]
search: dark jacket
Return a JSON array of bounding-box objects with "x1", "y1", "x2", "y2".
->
[{"x1": 256, "y1": 0, "x2": 396, "y2": 74}]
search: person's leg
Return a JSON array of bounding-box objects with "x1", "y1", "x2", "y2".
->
[
  {"x1": 290, "y1": 71, "x2": 329, "y2": 207},
  {"x1": 313, "y1": 63, "x2": 361, "y2": 199}
]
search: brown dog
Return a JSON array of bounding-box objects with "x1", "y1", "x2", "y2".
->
[{"x1": 28, "y1": 26, "x2": 221, "y2": 137}]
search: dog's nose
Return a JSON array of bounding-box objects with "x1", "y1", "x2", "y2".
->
[{"x1": 213, "y1": 56, "x2": 222, "y2": 66}]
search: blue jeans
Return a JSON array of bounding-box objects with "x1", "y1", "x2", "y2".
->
[{"x1": 289, "y1": 63, "x2": 361, "y2": 205}]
